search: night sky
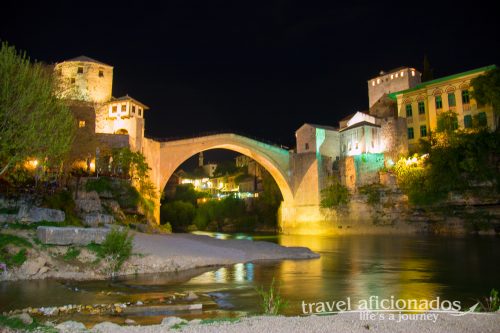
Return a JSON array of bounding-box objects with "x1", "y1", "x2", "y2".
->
[{"x1": 2, "y1": 1, "x2": 499, "y2": 149}]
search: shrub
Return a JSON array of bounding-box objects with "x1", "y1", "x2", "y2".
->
[
  {"x1": 63, "y1": 247, "x2": 80, "y2": 261},
  {"x1": 320, "y1": 180, "x2": 350, "y2": 208},
  {"x1": 0, "y1": 233, "x2": 31, "y2": 267},
  {"x1": 0, "y1": 314, "x2": 57, "y2": 332},
  {"x1": 359, "y1": 183, "x2": 385, "y2": 205},
  {"x1": 85, "y1": 177, "x2": 113, "y2": 193},
  {"x1": 161, "y1": 201, "x2": 196, "y2": 232},
  {"x1": 479, "y1": 289, "x2": 500, "y2": 312},
  {"x1": 99, "y1": 228, "x2": 134, "y2": 274},
  {"x1": 256, "y1": 277, "x2": 288, "y2": 315}
]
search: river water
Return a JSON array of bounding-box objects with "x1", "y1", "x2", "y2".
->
[{"x1": 1, "y1": 233, "x2": 499, "y2": 325}]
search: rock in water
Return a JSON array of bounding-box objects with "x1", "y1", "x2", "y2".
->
[
  {"x1": 185, "y1": 291, "x2": 199, "y2": 301},
  {"x1": 92, "y1": 321, "x2": 122, "y2": 332},
  {"x1": 161, "y1": 316, "x2": 187, "y2": 327},
  {"x1": 55, "y1": 321, "x2": 86, "y2": 331},
  {"x1": 125, "y1": 318, "x2": 137, "y2": 325},
  {"x1": 9, "y1": 313, "x2": 33, "y2": 325}
]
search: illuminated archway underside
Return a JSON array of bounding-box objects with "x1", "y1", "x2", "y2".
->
[{"x1": 142, "y1": 133, "x2": 295, "y2": 223}]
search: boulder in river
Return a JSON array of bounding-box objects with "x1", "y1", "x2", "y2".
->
[
  {"x1": 9, "y1": 313, "x2": 33, "y2": 325},
  {"x1": 161, "y1": 316, "x2": 187, "y2": 327},
  {"x1": 55, "y1": 320, "x2": 86, "y2": 331}
]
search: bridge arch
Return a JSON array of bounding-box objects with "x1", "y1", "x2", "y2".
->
[
  {"x1": 156, "y1": 134, "x2": 293, "y2": 203},
  {"x1": 142, "y1": 134, "x2": 294, "y2": 223}
]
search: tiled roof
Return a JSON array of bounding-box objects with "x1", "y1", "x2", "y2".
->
[
  {"x1": 109, "y1": 95, "x2": 149, "y2": 109},
  {"x1": 339, "y1": 121, "x2": 380, "y2": 132},
  {"x1": 303, "y1": 123, "x2": 338, "y2": 131},
  {"x1": 388, "y1": 65, "x2": 497, "y2": 99}
]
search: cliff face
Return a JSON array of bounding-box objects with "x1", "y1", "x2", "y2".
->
[
  {"x1": 313, "y1": 185, "x2": 500, "y2": 236},
  {"x1": 281, "y1": 172, "x2": 500, "y2": 236}
]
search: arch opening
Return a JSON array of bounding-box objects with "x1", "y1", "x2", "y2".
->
[{"x1": 156, "y1": 139, "x2": 293, "y2": 232}]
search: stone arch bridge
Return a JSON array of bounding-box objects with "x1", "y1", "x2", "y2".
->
[{"x1": 142, "y1": 133, "x2": 329, "y2": 233}]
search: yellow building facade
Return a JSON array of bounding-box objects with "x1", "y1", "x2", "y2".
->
[{"x1": 390, "y1": 65, "x2": 496, "y2": 149}]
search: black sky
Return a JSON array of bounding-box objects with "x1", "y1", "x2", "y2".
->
[{"x1": 1, "y1": 1, "x2": 499, "y2": 147}]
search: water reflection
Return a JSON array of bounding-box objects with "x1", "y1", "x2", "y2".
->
[
  {"x1": 1, "y1": 233, "x2": 499, "y2": 322},
  {"x1": 191, "y1": 263, "x2": 255, "y2": 284}
]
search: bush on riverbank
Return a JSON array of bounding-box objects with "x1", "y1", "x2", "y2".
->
[
  {"x1": 256, "y1": 277, "x2": 288, "y2": 315},
  {"x1": 320, "y1": 179, "x2": 350, "y2": 209},
  {"x1": 394, "y1": 128, "x2": 499, "y2": 206},
  {"x1": 0, "y1": 233, "x2": 32, "y2": 268},
  {"x1": 0, "y1": 314, "x2": 56, "y2": 333},
  {"x1": 97, "y1": 228, "x2": 134, "y2": 274}
]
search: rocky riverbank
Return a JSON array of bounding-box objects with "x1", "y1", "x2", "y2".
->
[{"x1": 0, "y1": 229, "x2": 319, "y2": 282}]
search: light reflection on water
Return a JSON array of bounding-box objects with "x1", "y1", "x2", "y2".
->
[
  {"x1": 1, "y1": 233, "x2": 499, "y2": 323},
  {"x1": 191, "y1": 263, "x2": 255, "y2": 284}
]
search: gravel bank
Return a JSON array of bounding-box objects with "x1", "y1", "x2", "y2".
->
[
  {"x1": 1, "y1": 231, "x2": 319, "y2": 281},
  {"x1": 120, "y1": 232, "x2": 319, "y2": 275},
  {"x1": 56, "y1": 312, "x2": 500, "y2": 333}
]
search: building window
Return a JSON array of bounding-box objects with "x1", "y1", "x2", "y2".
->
[
  {"x1": 462, "y1": 90, "x2": 470, "y2": 104},
  {"x1": 391, "y1": 74, "x2": 394, "y2": 79},
  {"x1": 305, "y1": 143, "x2": 309, "y2": 150},
  {"x1": 372, "y1": 81, "x2": 375, "y2": 86},
  {"x1": 435, "y1": 95, "x2": 443, "y2": 109},
  {"x1": 401, "y1": 71, "x2": 404, "y2": 77},
  {"x1": 448, "y1": 92, "x2": 456, "y2": 107},
  {"x1": 77, "y1": 67, "x2": 83, "y2": 74},
  {"x1": 377, "y1": 78, "x2": 380, "y2": 84},
  {"x1": 138, "y1": 108, "x2": 142, "y2": 116},
  {"x1": 418, "y1": 101, "x2": 425, "y2": 114},
  {"x1": 121, "y1": 104, "x2": 126, "y2": 112},
  {"x1": 477, "y1": 112, "x2": 487, "y2": 127},
  {"x1": 112, "y1": 105, "x2": 117, "y2": 113},
  {"x1": 408, "y1": 127, "x2": 414, "y2": 139},
  {"x1": 411, "y1": 70, "x2": 415, "y2": 77},
  {"x1": 99, "y1": 70, "x2": 104, "y2": 77},
  {"x1": 132, "y1": 105, "x2": 136, "y2": 114},
  {"x1": 464, "y1": 115, "x2": 472, "y2": 128},
  {"x1": 405, "y1": 104, "x2": 413, "y2": 117},
  {"x1": 78, "y1": 120, "x2": 85, "y2": 128},
  {"x1": 420, "y1": 125, "x2": 427, "y2": 137},
  {"x1": 70, "y1": 78, "x2": 75, "y2": 84},
  {"x1": 395, "y1": 73, "x2": 398, "y2": 78}
]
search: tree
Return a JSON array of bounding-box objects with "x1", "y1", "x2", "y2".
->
[
  {"x1": 436, "y1": 110, "x2": 458, "y2": 133},
  {"x1": 213, "y1": 160, "x2": 238, "y2": 177},
  {"x1": 471, "y1": 67, "x2": 500, "y2": 130},
  {"x1": 0, "y1": 42, "x2": 75, "y2": 177},
  {"x1": 161, "y1": 201, "x2": 196, "y2": 231}
]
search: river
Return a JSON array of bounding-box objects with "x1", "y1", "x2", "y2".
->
[{"x1": 1, "y1": 233, "x2": 499, "y2": 325}]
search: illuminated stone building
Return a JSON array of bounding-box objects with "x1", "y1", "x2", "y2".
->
[{"x1": 55, "y1": 55, "x2": 149, "y2": 153}]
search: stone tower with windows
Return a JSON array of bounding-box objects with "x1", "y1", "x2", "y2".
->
[
  {"x1": 367, "y1": 67, "x2": 421, "y2": 108},
  {"x1": 55, "y1": 56, "x2": 113, "y2": 103},
  {"x1": 55, "y1": 56, "x2": 148, "y2": 153}
]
